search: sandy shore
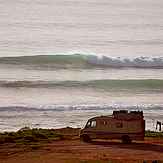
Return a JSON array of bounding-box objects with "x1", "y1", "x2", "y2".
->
[{"x1": 0, "y1": 128, "x2": 163, "y2": 163}]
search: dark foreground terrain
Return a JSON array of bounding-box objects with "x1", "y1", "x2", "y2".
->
[{"x1": 0, "y1": 128, "x2": 163, "y2": 163}]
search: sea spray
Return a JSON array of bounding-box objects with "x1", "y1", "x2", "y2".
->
[{"x1": 85, "y1": 55, "x2": 163, "y2": 68}]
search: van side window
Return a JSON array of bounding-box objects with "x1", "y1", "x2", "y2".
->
[
  {"x1": 91, "y1": 121, "x2": 96, "y2": 128},
  {"x1": 116, "y1": 123, "x2": 123, "y2": 128},
  {"x1": 100, "y1": 121, "x2": 107, "y2": 125},
  {"x1": 86, "y1": 121, "x2": 96, "y2": 128}
]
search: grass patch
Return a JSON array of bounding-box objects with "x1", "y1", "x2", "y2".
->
[
  {"x1": 0, "y1": 126, "x2": 79, "y2": 145},
  {"x1": 145, "y1": 130, "x2": 163, "y2": 139}
]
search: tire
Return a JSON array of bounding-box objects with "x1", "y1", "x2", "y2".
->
[
  {"x1": 122, "y1": 136, "x2": 132, "y2": 144},
  {"x1": 83, "y1": 135, "x2": 91, "y2": 143}
]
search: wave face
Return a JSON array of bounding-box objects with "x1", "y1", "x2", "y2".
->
[{"x1": 0, "y1": 54, "x2": 163, "y2": 69}]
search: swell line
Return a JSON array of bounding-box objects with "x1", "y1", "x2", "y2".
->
[
  {"x1": 0, "y1": 54, "x2": 163, "y2": 69},
  {"x1": 1, "y1": 79, "x2": 163, "y2": 88}
]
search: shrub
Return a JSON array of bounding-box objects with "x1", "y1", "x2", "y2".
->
[
  {"x1": 3, "y1": 137, "x2": 15, "y2": 143},
  {"x1": 23, "y1": 136, "x2": 37, "y2": 142},
  {"x1": 145, "y1": 130, "x2": 163, "y2": 138}
]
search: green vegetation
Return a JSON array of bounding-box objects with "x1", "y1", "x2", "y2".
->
[
  {"x1": 145, "y1": 130, "x2": 163, "y2": 139},
  {"x1": 0, "y1": 126, "x2": 79, "y2": 145}
]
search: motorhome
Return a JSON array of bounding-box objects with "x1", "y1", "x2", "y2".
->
[{"x1": 79, "y1": 110, "x2": 145, "y2": 143}]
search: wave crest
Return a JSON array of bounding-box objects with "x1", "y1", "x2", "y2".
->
[{"x1": 85, "y1": 55, "x2": 163, "y2": 68}]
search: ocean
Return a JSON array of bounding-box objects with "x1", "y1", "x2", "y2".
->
[{"x1": 0, "y1": 0, "x2": 163, "y2": 132}]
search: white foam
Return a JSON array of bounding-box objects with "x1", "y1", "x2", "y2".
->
[{"x1": 85, "y1": 55, "x2": 163, "y2": 67}]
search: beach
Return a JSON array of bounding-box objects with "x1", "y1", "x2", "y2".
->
[{"x1": 0, "y1": 128, "x2": 163, "y2": 163}]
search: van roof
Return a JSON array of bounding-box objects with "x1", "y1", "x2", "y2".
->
[
  {"x1": 88, "y1": 115, "x2": 114, "y2": 120},
  {"x1": 98, "y1": 115, "x2": 113, "y2": 117},
  {"x1": 88, "y1": 111, "x2": 144, "y2": 121}
]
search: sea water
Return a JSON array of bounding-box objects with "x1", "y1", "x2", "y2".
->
[{"x1": 0, "y1": 0, "x2": 163, "y2": 132}]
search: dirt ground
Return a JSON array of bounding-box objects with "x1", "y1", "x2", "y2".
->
[{"x1": 0, "y1": 128, "x2": 163, "y2": 163}]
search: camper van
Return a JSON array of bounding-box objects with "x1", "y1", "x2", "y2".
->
[{"x1": 79, "y1": 110, "x2": 145, "y2": 144}]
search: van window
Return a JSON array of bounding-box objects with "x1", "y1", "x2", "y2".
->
[
  {"x1": 100, "y1": 121, "x2": 107, "y2": 125},
  {"x1": 116, "y1": 123, "x2": 123, "y2": 128},
  {"x1": 86, "y1": 121, "x2": 96, "y2": 128},
  {"x1": 91, "y1": 121, "x2": 96, "y2": 127}
]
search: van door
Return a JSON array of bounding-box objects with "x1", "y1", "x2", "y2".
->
[
  {"x1": 96, "y1": 120, "x2": 108, "y2": 139},
  {"x1": 84, "y1": 120, "x2": 97, "y2": 139},
  {"x1": 128, "y1": 121, "x2": 141, "y2": 135}
]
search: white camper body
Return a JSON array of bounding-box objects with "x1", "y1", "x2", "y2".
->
[{"x1": 79, "y1": 110, "x2": 145, "y2": 143}]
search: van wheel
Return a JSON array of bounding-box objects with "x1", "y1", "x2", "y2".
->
[
  {"x1": 122, "y1": 136, "x2": 132, "y2": 144},
  {"x1": 83, "y1": 135, "x2": 91, "y2": 143}
]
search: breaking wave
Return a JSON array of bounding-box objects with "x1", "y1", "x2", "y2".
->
[
  {"x1": 0, "y1": 54, "x2": 163, "y2": 69},
  {"x1": 0, "y1": 103, "x2": 163, "y2": 112}
]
